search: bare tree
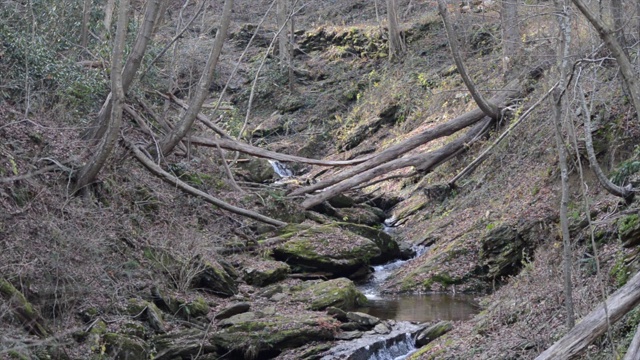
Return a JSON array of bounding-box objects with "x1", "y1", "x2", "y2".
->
[
  {"x1": 571, "y1": 0, "x2": 640, "y2": 120},
  {"x1": 437, "y1": 0, "x2": 500, "y2": 119},
  {"x1": 156, "y1": 0, "x2": 234, "y2": 157},
  {"x1": 87, "y1": 0, "x2": 166, "y2": 141},
  {"x1": 386, "y1": 0, "x2": 405, "y2": 61},
  {"x1": 577, "y1": 84, "x2": 634, "y2": 200},
  {"x1": 80, "y1": 0, "x2": 92, "y2": 48},
  {"x1": 74, "y1": 0, "x2": 130, "y2": 192},
  {"x1": 102, "y1": 0, "x2": 116, "y2": 39},
  {"x1": 552, "y1": 0, "x2": 575, "y2": 329},
  {"x1": 501, "y1": 0, "x2": 521, "y2": 78}
]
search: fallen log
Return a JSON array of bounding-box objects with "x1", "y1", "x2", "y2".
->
[
  {"x1": 126, "y1": 140, "x2": 287, "y2": 227},
  {"x1": 288, "y1": 63, "x2": 545, "y2": 198},
  {"x1": 536, "y1": 270, "x2": 640, "y2": 360},
  {"x1": 301, "y1": 118, "x2": 491, "y2": 209},
  {"x1": 190, "y1": 136, "x2": 366, "y2": 167}
]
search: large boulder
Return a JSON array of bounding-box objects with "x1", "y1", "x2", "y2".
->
[
  {"x1": 192, "y1": 259, "x2": 238, "y2": 297},
  {"x1": 338, "y1": 223, "x2": 401, "y2": 264},
  {"x1": 293, "y1": 278, "x2": 368, "y2": 311},
  {"x1": 211, "y1": 311, "x2": 338, "y2": 358},
  {"x1": 272, "y1": 224, "x2": 381, "y2": 277},
  {"x1": 619, "y1": 214, "x2": 640, "y2": 248},
  {"x1": 242, "y1": 258, "x2": 291, "y2": 287}
]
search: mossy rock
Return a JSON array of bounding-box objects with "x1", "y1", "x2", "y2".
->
[
  {"x1": 337, "y1": 222, "x2": 401, "y2": 264},
  {"x1": 272, "y1": 224, "x2": 381, "y2": 277},
  {"x1": 333, "y1": 205, "x2": 386, "y2": 226},
  {"x1": 479, "y1": 225, "x2": 527, "y2": 279},
  {"x1": 328, "y1": 194, "x2": 357, "y2": 208},
  {"x1": 152, "y1": 329, "x2": 219, "y2": 360},
  {"x1": 415, "y1": 321, "x2": 453, "y2": 347},
  {"x1": 0, "y1": 278, "x2": 50, "y2": 337},
  {"x1": 211, "y1": 311, "x2": 338, "y2": 357},
  {"x1": 242, "y1": 259, "x2": 291, "y2": 287},
  {"x1": 238, "y1": 158, "x2": 276, "y2": 183},
  {"x1": 103, "y1": 333, "x2": 148, "y2": 360},
  {"x1": 191, "y1": 259, "x2": 238, "y2": 297},
  {"x1": 126, "y1": 299, "x2": 165, "y2": 332},
  {"x1": 293, "y1": 277, "x2": 368, "y2": 310},
  {"x1": 619, "y1": 214, "x2": 640, "y2": 248}
]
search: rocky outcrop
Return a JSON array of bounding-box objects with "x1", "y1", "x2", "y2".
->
[
  {"x1": 619, "y1": 214, "x2": 640, "y2": 248},
  {"x1": 293, "y1": 277, "x2": 368, "y2": 311},
  {"x1": 242, "y1": 259, "x2": 291, "y2": 287},
  {"x1": 272, "y1": 224, "x2": 381, "y2": 278}
]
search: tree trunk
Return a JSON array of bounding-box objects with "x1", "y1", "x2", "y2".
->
[
  {"x1": 578, "y1": 86, "x2": 633, "y2": 200},
  {"x1": 623, "y1": 323, "x2": 640, "y2": 360},
  {"x1": 610, "y1": 0, "x2": 626, "y2": 48},
  {"x1": 536, "y1": 270, "x2": 640, "y2": 359},
  {"x1": 553, "y1": 0, "x2": 575, "y2": 329},
  {"x1": 87, "y1": 0, "x2": 165, "y2": 141},
  {"x1": 81, "y1": 0, "x2": 92, "y2": 48},
  {"x1": 189, "y1": 136, "x2": 367, "y2": 167},
  {"x1": 74, "y1": 0, "x2": 129, "y2": 192},
  {"x1": 437, "y1": 0, "x2": 500, "y2": 119},
  {"x1": 156, "y1": 0, "x2": 233, "y2": 157},
  {"x1": 571, "y1": 0, "x2": 640, "y2": 121},
  {"x1": 277, "y1": 0, "x2": 289, "y2": 67},
  {"x1": 500, "y1": 0, "x2": 521, "y2": 78},
  {"x1": 102, "y1": 0, "x2": 116, "y2": 39},
  {"x1": 386, "y1": 0, "x2": 405, "y2": 61}
]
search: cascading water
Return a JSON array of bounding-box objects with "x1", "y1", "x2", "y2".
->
[{"x1": 268, "y1": 160, "x2": 293, "y2": 178}]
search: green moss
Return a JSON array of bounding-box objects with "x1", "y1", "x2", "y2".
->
[
  {"x1": 610, "y1": 254, "x2": 631, "y2": 287},
  {"x1": 619, "y1": 214, "x2": 639, "y2": 235}
]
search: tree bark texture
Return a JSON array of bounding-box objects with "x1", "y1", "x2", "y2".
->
[
  {"x1": 536, "y1": 270, "x2": 640, "y2": 359},
  {"x1": 500, "y1": 0, "x2": 521, "y2": 77},
  {"x1": 623, "y1": 323, "x2": 640, "y2": 360},
  {"x1": 74, "y1": 0, "x2": 129, "y2": 193},
  {"x1": 437, "y1": 0, "x2": 500, "y2": 119},
  {"x1": 553, "y1": 0, "x2": 575, "y2": 329},
  {"x1": 578, "y1": 86, "x2": 633, "y2": 200},
  {"x1": 571, "y1": 0, "x2": 640, "y2": 120},
  {"x1": 386, "y1": 0, "x2": 405, "y2": 60},
  {"x1": 157, "y1": 0, "x2": 234, "y2": 156}
]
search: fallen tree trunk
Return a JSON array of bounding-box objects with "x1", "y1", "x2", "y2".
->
[
  {"x1": 190, "y1": 136, "x2": 366, "y2": 167},
  {"x1": 126, "y1": 140, "x2": 287, "y2": 227},
  {"x1": 301, "y1": 118, "x2": 491, "y2": 209},
  {"x1": 624, "y1": 323, "x2": 640, "y2": 360},
  {"x1": 536, "y1": 270, "x2": 640, "y2": 360},
  {"x1": 289, "y1": 62, "x2": 548, "y2": 198}
]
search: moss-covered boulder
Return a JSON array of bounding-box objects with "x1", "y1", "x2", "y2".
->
[
  {"x1": 334, "y1": 205, "x2": 384, "y2": 226},
  {"x1": 103, "y1": 333, "x2": 148, "y2": 360},
  {"x1": 619, "y1": 214, "x2": 640, "y2": 248},
  {"x1": 242, "y1": 259, "x2": 291, "y2": 287},
  {"x1": 211, "y1": 311, "x2": 339, "y2": 358},
  {"x1": 293, "y1": 278, "x2": 368, "y2": 310},
  {"x1": 415, "y1": 321, "x2": 453, "y2": 347},
  {"x1": 338, "y1": 223, "x2": 401, "y2": 264},
  {"x1": 126, "y1": 298, "x2": 165, "y2": 333},
  {"x1": 238, "y1": 158, "x2": 276, "y2": 183},
  {"x1": 479, "y1": 224, "x2": 534, "y2": 279},
  {"x1": 153, "y1": 329, "x2": 219, "y2": 360},
  {"x1": 192, "y1": 259, "x2": 238, "y2": 297},
  {"x1": 272, "y1": 224, "x2": 381, "y2": 277}
]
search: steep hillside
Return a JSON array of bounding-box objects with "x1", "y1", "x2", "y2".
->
[{"x1": 2, "y1": 0, "x2": 640, "y2": 359}]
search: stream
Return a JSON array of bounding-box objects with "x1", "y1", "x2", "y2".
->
[{"x1": 356, "y1": 252, "x2": 478, "y2": 323}]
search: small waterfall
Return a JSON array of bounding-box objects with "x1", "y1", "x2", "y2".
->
[
  {"x1": 268, "y1": 160, "x2": 293, "y2": 178},
  {"x1": 321, "y1": 322, "x2": 426, "y2": 360}
]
